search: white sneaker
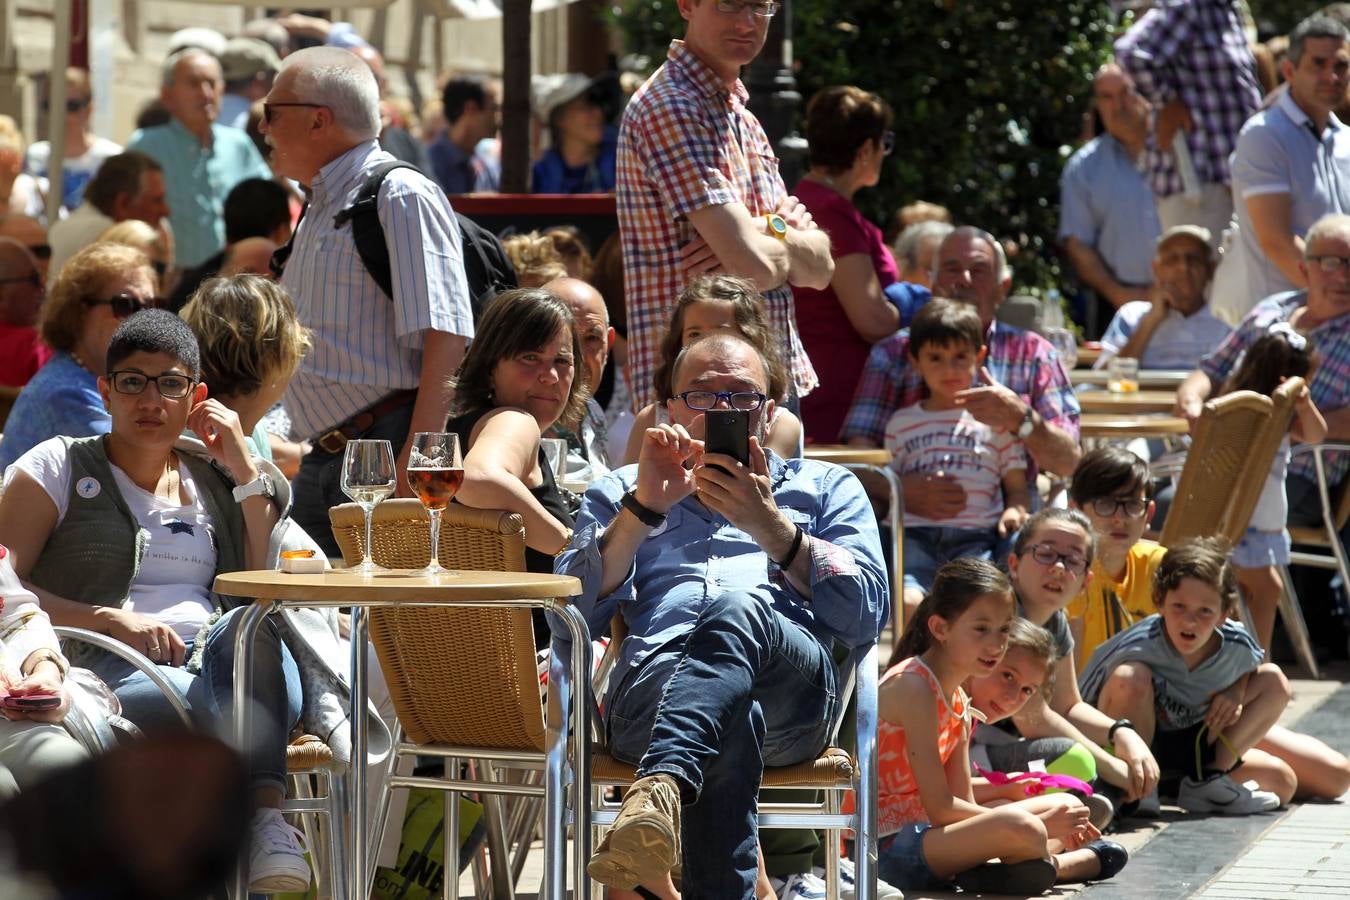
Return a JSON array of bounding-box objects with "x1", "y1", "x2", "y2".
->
[
  {"x1": 815, "y1": 856, "x2": 906, "y2": 899},
  {"x1": 1135, "y1": 788, "x2": 1161, "y2": 818},
  {"x1": 1177, "y1": 773, "x2": 1281, "y2": 815},
  {"x1": 248, "y1": 808, "x2": 312, "y2": 893},
  {"x1": 771, "y1": 871, "x2": 828, "y2": 900}
]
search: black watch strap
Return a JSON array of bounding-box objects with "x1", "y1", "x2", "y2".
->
[
  {"x1": 621, "y1": 490, "x2": 666, "y2": 528},
  {"x1": 1108, "y1": 718, "x2": 1135, "y2": 744}
]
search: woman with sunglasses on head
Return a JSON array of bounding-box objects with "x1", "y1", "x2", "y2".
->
[
  {"x1": 0, "y1": 242, "x2": 158, "y2": 469},
  {"x1": 793, "y1": 85, "x2": 902, "y2": 444},
  {"x1": 99, "y1": 219, "x2": 175, "y2": 295},
  {"x1": 0, "y1": 309, "x2": 315, "y2": 893}
]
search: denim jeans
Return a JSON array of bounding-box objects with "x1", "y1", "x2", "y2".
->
[
  {"x1": 606, "y1": 590, "x2": 838, "y2": 899},
  {"x1": 903, "y1": 526, "x2": 997, "y2": 592},
  {"x1": 87, "y1": 606, "x2": 303, "y2": 791},
  {"x1": 290, "y1": 401, "x2": 415, "y2": 556}
]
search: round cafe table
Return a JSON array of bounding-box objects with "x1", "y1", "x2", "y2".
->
[
  {"x1": 1079, "y1": 413, "x2": 1190, "y2": 441},
  {"x1": 1075, "y1": 390, "x2": 1178, "y2": 415},
  {"x1": 215, "y1": 568, "x2": 583, "y2": 900}
]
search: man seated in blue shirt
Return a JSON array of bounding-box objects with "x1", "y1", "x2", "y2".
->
[
  {"x1": 560, "y1": 332, "x2": 887, "y2": 898},
  {"x1": 1095, "y1": 225, "x2": 1233, "y2": 371}
]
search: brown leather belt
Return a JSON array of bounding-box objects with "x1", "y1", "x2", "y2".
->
[{"x1": 314, "y1": 390, "x2": 417, "y2": 455}]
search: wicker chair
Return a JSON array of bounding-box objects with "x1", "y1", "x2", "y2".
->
[{"x1": 329, "y1": 499, "x2": 591, "y2": 900}]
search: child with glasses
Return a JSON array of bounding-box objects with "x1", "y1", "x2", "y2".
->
[
  {"x1": 1064, "y1": 447, "x2": 1167, "y2": 670},
  {"x1": 885, "y1": 299, "x2": 1029, "y2": 623},
  {"x1": 1081, "y1": 538, "x2": 1350, "y2": 813},
  {"x1": 1220, "y1": 327, "x2": 1325, "y2": 651}
]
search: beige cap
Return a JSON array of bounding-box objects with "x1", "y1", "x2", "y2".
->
[
  {"x1": 221, "y1": 37, "x2": 281, "y2": 83},
  {"x1": 1156, "y1": 224, "x2": 1215, "y2": 258}
]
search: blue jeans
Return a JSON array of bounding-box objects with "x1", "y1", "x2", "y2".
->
[
  {"x1": 606, "y1": 591, "x2": 838, "y2": 899},
  {"x1": 902, "y1": 526, "x2": 997, "y2": 592},
  {"x1": 87, "y1": 606, "x2": 303, "y2": 791},
  {"x1": 290, "y1": 400, "x2": 415, "y2": 556}
]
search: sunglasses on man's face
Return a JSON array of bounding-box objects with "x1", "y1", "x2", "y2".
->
[
  {"x1": 27, "y1": 243, "x2": 51, "y2": 260},
  {"x1": 0, "y1": 271, "x2": 41, "y2": 290},
  {"x1": 262, "y1": 101, "x2": 325, "y2": 125},
  {"x1": 83, "y1": 293, "x2": 164, "y2": 319},
  {"x1": 42, "y1": 98, "x2": 90, "y2": 114}
]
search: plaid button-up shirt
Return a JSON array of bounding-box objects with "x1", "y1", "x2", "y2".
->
[
  {"x1": 1115, "y1": 0, "x2": 1262, "y2": 196},
  {"x1": 839, "y1": 322, "x2": 1080, "y2": 480},
  {"x1": 616, "y1": 40, "x2": 817, "y2": 409},
  {"x1": 1199, "y1": 291, "x2": 1350, "y2": 484}
]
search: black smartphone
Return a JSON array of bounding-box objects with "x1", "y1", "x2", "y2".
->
[{"x1": 703, "y1": 409, "x2": 751, "y2": 473}]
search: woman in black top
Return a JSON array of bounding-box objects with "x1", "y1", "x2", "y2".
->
[{"x1": 446, "y1": 288, "x2": 587, "y2": 575}]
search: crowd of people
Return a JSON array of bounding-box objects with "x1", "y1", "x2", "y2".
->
[{"x1": 2, "y1": 2, "x2": 1350, "y2": 898}]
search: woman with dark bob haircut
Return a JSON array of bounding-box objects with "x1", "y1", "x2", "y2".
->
[
  {"x1": 793, "y1": 85, "x2": 904, "y2": 444},
  {"x1": 447, "y1": 288, "x2": 588, "y2": 581}
]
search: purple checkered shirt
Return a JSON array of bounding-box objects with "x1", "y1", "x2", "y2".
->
[
  {"x1": 839, "y1": 321, "x2": 1080, "y2": 480},
  {"x1": 616, "y1": 40, "x2": 817, "y2": 409},
  {"x1": 1115, "y1": 0, "x2": 1262, "y2": 196},
  {"x1": 1200, "y1": 290, "x2": 1350, "y2": 484}
]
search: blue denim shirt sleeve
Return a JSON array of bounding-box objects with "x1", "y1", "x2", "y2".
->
[{"x1": 554, "y1": 469, "x2": 637, "y2": 641}]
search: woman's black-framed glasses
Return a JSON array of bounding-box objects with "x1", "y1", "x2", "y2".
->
[
  {"x1": 107, "y1": 371, "x2": 197, "y2": 400},
  {"x1": 675, "y1": 390, "x2": 767, "y2": 411},
  {"x1": 1022, "y1": 543, "x2": 1089, "y2": 576},
  {"x1": 84, "y1": 294, "x2": 163, "y2": 319},
  {"x1": 263, "y1": 101, "x2": 325, "y2": 124},
  {"x1": 1089, "y1": 497, "x2": 1149, "y2": 518}
]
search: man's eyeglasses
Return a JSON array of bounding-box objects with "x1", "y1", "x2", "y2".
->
[
  {"x1": 0, "y1": 271, "x2": 41, "y2": 290},
  {"x1": 1022, "y1": 543, "x2": 1089, "y2": 576},
  {"x1": 41, "y1": 97, "x2": 90, "y2": 114},
  {"x1": 26, "y1": 244, "x2": 51, "y2": 260},
  {"x1": 107, "y1": 370, "x2": 196, "y2": 400},
  {"x1": 263, "y1": 101, "x2": 325, "y2": 124},
  {"x1": 714, "y1": 0, "x2": 780, "y2": 18},
  {"x1": 1089, "y1": 497, "x2": 1149, "y2": 519},
  {"x1": 1308, "y1": 254, "x2": 1350, "y2": 273},
  {"x1": 84, "y1": 294, "x2": 163, "y2": 319},
  {"x1": 675, "y1": 390, "x2": 767, "y2": 411},
  {"x1": 881, "y1": 131, "x2": 895, "y2": 156}
]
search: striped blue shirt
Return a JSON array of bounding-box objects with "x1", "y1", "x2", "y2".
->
[
  {"x1": 1078, "y1": 614, "x2": 1263, "y2": 731},
  {"x1": 281, "y1": 141, "x2": 474, "y2": 439}
]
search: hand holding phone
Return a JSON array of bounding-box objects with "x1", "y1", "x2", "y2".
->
[{"x1": 1, "y1": 692, "x2": 62, "y2": 711}]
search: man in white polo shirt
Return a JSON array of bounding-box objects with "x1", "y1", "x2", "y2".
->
[{"x1": 1226, "y1": 14, "x2": 1350, "y2": 323}]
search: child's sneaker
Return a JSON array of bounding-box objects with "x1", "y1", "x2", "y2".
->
[
  {"x1": 771, "y1": 871, "x2": 828, "y2": 899},
  {"x1": 247, "y1": 808, "x2": 311, "y2": 893},
  {"x1": 1177, "y1": 773, "x2": 1281, "y2": 815},
  {"x1": 813, "y1": 855, "x2": 906, "y2": 899}
]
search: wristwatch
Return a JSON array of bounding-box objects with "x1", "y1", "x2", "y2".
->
[
  {"x1": 621, "y1": 490, "x2": 666, "y2": 528},
  {"x1": 233, "y1": 472, "x2": 276, "y2": 503},
  {"x1": 1015, "y1": 406, "x2": 1036, "y2": 440},
  {"x1": 764, "y1": 213, "x2": 789, "y2": 242},
  {"x1": 1108, "y1": 718, "x2": 1136, "y2": 744}
]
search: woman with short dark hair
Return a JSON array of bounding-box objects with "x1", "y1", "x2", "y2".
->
[{"x1": 794, "y1": 85, "x2": 902, "y2": 444}]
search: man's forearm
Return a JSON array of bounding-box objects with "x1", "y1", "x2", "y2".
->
[
  {"x1": 1176, "y1": 369, "x2": 1213, "y2": 411},
  {"x1": 1320, "y1": 406, "x2": 1350, "y2": 443},
  {"x1": 408, "y1": 330, "x2": 468, "y2": 435},
  {"x1": 1117, "y1": 311, "x2": 1165, "y2": 361},
  {"x1": 597, "y1": 504, "x2": 653, "y2": 597},
  {"x1": 786, "y1": 228, "x2": 835, "y2": 290},
  {"x1": 1064, "y1": 238, "x2": 1143, "y2": 308},
  {"x1": 1026, "y1": 419, "x2": 1082, "y2": 477}
]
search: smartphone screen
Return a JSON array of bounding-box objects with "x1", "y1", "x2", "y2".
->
[
  {"x1": 703, "y1": 409, "x2": 751, "y2": 473},
  {"x1": 1, "y1": 693, "x2": 61, "y2": 710}
]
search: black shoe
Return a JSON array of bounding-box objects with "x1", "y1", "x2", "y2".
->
[
  {"x1": 1084, "y1": 839, "x2": 1129, "y2": 880},
  {"x1": 954, "y1": 857, "x2": 1057, "y2": 894}
]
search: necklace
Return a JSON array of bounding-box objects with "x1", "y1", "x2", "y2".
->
[
  {"x1": 158, "y1": 456, "x2": 179, "y2": 502},
  {"x1": 68, "y1": 349, "x2": 90, "y2": 373}
]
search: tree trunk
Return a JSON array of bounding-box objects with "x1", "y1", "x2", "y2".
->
[{"x1": 501, "y1": 0, "x2": 532, "y2": 193}]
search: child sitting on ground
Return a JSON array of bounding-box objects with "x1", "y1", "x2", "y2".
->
[
  {"x1": 861, "y1": 558, "x2": 1126, "y2": 895},
  {"x1": 1080, "y1": 538, "x2": 1350, "y2": 812},
  {"x1": 1065, "y1": 446, "x2": 1167, "y2": 670},
  {"x1": 885, "y1": 299, "x2": 1029, "y2": 622},
  {"x1": 1220, "y1": 326, "x2": 1325, "y2": 652}
]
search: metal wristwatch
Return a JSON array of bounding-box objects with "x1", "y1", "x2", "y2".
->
[{"x1": 1015, "y1": 406, "x2": 1036, "y2": 440}]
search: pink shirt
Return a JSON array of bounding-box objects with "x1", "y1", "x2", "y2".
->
[
  {"x1": 793, "y1": 178, "x2": 899, "y2": 443},
  {"x1": 0, "y1": 323, "x2": 52, "y2": 388}
]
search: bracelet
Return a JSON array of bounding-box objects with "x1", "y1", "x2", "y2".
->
[
  {"x1": 620, "y1": 491, "x2": 666, "y2": 528},
  {"x1": 553, "y1": 528, "x2": 574, "y2": 558},
  {"x1": 1108, "y1": 718, "x2": 1135, "y2": 744},
  {"x1": 24, "y1": 648, "x2": 68, "y2": 677},
  {"x1": 774, "y1": 524, "x2": 805, "y2": 569}
]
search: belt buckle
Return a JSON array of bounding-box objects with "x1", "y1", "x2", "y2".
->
[{"x1": 317, "y1": 429, "x2": 349, "y2": 455}]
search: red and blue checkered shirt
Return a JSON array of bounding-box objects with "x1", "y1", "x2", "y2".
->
[
  {"x1": 616, "y1": 40, "x2": 817, "y2": 409},
  {"x1": 1115, "y1": 0, "x2": 1262, "y2": 196},
  {"x1": 1200, "y1": 291, "x2": 1350, "y2": 485},
  {"x1": 839, "y1": 322, "x2": 1080, "y2": 479}
]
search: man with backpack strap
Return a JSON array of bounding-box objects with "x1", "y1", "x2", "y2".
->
[{"x1": 261, "y1": 46, "x2": 474, "y2": 554}]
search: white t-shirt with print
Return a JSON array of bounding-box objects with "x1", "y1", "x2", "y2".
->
[{"x1": 4, "y1": 438, "x2": 217, "y2": 638}]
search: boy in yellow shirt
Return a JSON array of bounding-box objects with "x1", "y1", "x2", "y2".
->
[{"x1": 1066, "y1": 447, "x2": 1167, "y2": 669}]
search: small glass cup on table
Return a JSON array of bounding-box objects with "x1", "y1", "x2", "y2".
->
[
  {"x1": 340, "y1": 439, "x2": 397, "y2": 575},
  {"x1": 1108, "y1": 356, "x2": 1140, "y2": 394},
  {"x1": 406, "y1": 432, "x2": 465, "y2": 577}
]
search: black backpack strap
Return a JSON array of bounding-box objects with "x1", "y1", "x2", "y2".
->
[
  {"x1": 268, "y1": 200, "x2": 308, "y2": 281},
  {"x1": 332, "y1": 160, "x2": 422, "y2": 301},
  {"x1": 454, "y1": 212, "x2": 518, "y2": 322}
]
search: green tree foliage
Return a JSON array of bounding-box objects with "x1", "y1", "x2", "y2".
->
[
  {"x1": 611, "y1": 0, "x2": 1116, "y2": 291},
  {"x1": 1248, "y1": 1, "x2": 1333, "y2": 35}
]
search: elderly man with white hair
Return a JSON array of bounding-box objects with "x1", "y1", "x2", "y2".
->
[
  {"x1": 126, "y1": 48, "x2": 270, "y2": 268},
  {"x1": 260, "y1": 46, "x2": 474, "y2": 555}
]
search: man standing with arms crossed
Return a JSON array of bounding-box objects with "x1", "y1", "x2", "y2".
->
[
  {"x1": 618, "y1": 0, "x2": 834, "y2": 413},
  {"x1": 261, "y1": 47, "x2": 474, "y2": 554}
]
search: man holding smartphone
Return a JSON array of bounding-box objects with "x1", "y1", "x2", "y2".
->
[
  {"x1": 558, "y1": 332, "x2": 887, "y2": 897},
  {"x1": 617, "y1": 0, "x2": 835, "y2": 413}
]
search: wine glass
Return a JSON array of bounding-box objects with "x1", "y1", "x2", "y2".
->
[
  {"x1": 406, "y1": 432, "x2": 464, "y2": 577},
  {"x1": 1046, "y1": 327, "x2": 1079, "y2": 369},
  {"x1": 340, "y1": 439, "x2": 396, "y2": 575}
]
